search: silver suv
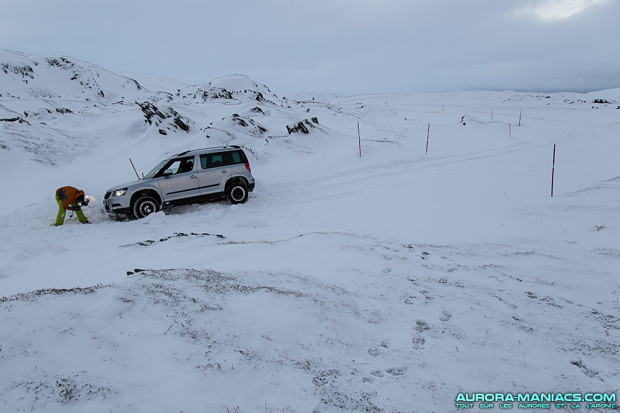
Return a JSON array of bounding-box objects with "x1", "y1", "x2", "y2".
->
[{"x1": 103, "y1": 146, "x2": 255, "y2": 219}]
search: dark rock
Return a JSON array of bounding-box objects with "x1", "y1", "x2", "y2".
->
[
  {"x1": 136, "y1": 102, "x2": 191, "y2": 133},
  {"x1": 1, "y1": 63, "x2": 35, "y2": 79},
  {"x1": 173, "y1": 116, "x2": 190, "y2": 132},
  {"x1": 0, "y1": 117, "x2": 25, "y2": 123},
  {"x1": 202, "y1": 89, "x2": 233, "y2": 100},
  {"x1": 232, "y1": 114, "x2": 249, "y2": 127},
  {"x1": 287, "y1": 121, "x2": 310, "y2": 135},
  {"x1": 136, "y1": 101, "x2": 167, "y2": 125},
  {"x1": 46, "y1": 58, "x2": 63, "y2": 67},
  {"x1": 230, "y1": 114, "x2": 267, "y2": 134}
]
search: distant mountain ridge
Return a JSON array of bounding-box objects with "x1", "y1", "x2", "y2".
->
[{"x1": 0, "y1": 50, "x2": 282, "y2": 115}]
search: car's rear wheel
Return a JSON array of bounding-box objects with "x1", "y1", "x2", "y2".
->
[
  {"x1": 226, "y1": 181, "x2": 248, "y2": 204},
  {"x1": 133, "y1": 196, "x2": 159, "y2": 219}
]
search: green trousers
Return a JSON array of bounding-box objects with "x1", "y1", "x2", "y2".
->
[{"x1": 55, "y1": 196, "x2": 87, "y2": 225}]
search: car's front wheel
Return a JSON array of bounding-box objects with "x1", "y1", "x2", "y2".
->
[
  {"x1": 226, "y1": 181, "x2": 248, "y2": 204},
  {"x1": 132, "y1": 196, "x2": 159, "y2": 219}
]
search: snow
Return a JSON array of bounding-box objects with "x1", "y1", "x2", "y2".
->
[
  {"x1": 0, "y1": 50, "x2": 619, "y2": 412},
  {"x1": 209, "y1": 74, "x2": 270, "y2": 94}
]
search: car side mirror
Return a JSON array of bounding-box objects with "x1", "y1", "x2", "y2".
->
[{"x1": 162, "y1": 169, "x2": 173, "y2": 177}]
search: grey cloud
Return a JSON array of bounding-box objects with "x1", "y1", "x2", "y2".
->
[{"x1": 1, "y1": 0, "x2": 618, "y2": 94}]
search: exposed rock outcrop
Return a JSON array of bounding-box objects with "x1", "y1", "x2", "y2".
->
[
  {"x1": 136, "y1": 102, "x2": 191, "y2": 134},
  {"x1": 286, "y1": 118, "x2": 319, "y2": 135}
]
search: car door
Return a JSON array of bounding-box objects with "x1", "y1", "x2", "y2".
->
[
  {"x1": 197, "y1": 152, "x2": 231, "y2": 195},
  {"x1": 156, "y1": 155, "x2": 201, "y2": 202}
]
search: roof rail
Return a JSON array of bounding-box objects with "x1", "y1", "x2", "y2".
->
[{"x1": 172, "y1": 146, "x2": 241, "y2": 157}]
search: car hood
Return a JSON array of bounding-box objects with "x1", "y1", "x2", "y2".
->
[{"x1": 105, "y1": 179, "x2": 144, "y2": 193}]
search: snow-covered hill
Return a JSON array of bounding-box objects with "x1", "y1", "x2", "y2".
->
[
  {"x1": 0, "y1": 51, "x2": 619, "y2": 412},
  {"x1": 0, "y1": 50, "x2": 328, "y2": 167},
  {"x1": 0, "y1": 49, "x2": 146, "y2": 111}
]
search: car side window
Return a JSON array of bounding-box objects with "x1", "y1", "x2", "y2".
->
[
  {"x1": 178, "y1": 157, "x2": 194, "y2": 174},
  {"x1": 211, "y1": 154, "x2": 224, "y2": 167},
  {"x1": 200, "y1": 153, "x2": 229, "y2": 169},
  {"x1": 162, "y1": 156, "x2": 194, "y2": 176}
]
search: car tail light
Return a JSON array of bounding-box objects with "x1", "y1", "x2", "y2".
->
[{"x1": 244, "y1": 162, "x2": 251, "y2": 172}]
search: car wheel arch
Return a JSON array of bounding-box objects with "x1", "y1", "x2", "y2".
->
[
  {"x1": 225, "y1": 176, "x2": 249, "y2": 190},
  {"x1": 130, "y1": 189, "x2": 162, "y2": 209}
]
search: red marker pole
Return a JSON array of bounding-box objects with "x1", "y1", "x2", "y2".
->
[
  {"x1": 130, "y1": 158, "x2": 140, "y2": 180},
  {"x1": 426, "y1": 123, "x2": 430, "y2": 154},
  {"x1": 551, "y1": 144, "x2": 556, "y2": 197},
  {"x1": 357, "y1": 122, "x2": 362, "y2": 157}
]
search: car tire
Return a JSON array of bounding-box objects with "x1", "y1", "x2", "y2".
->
[
  {"x1": 226, "y1": 181, "x2": 248, "y2": 204},
  {"x1": 132, "y1": 196, "x2": 159, "y2": 219}
]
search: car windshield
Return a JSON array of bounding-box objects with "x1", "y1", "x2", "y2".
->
[{"x1": 143, "y1": 159, "x2": 170, "y2": 179}]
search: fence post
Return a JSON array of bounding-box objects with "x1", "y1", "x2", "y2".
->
[
  {"x1": 426, "y1": 123, "x2": 430, "y2": 154},
  {"x1": 358, "y1": 122, "x2": 362, "y2": 157},
  {"x1": 551, "y1": 144, "x2": 556, "y2": 197}
]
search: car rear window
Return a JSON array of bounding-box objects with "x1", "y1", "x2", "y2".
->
[{"x1": 230, "y1": 151, "x2": 242, "y2": 164}]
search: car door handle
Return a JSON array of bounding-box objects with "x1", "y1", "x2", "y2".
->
[{"x1": 190, "y1": 175, "x2": 197, "y2": 179}]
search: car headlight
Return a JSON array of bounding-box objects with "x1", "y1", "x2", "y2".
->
[{"x1": 113, "y1": 188, "x2": 127, "y2": 197}]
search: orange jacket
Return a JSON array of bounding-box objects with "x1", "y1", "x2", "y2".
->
[{"x1": 56, "y1": 186, "x2": 85, "y2": 210}]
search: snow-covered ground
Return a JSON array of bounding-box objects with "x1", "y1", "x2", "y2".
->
[{"x1": 0, "y1": 49, "x2": 619, "y2": 412}]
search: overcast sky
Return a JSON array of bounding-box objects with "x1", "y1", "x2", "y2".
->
[{"x1": 1, "y1": 0, "x2": 619, "y2": 95}]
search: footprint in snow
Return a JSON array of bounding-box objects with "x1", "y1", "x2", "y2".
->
[
  {"x1": 411, "y1": 336, "x2": 426, "y2": 349},
  {"x1": 403, "y1": 295, "x2": 416, "y2": 305},
  {"x1": 385, "y1": 366, "x2": 407, "y2": 376},
  {"x1": 439, "y1": 311, "x2": 452, "y2": 322},
  {"x1": 415, "y1": 320, "x2": 431, "y2": 332},
  {"x1": 368, "y1": 341, "x2": 389, "y2": 357}
]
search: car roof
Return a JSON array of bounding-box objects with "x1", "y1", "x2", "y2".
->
[{"x1": 171, "y1": 146, "x2": 242, "y2": 158}]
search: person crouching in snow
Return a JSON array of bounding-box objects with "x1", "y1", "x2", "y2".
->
[{"x1": 55, "y1": 186, "x2": 90, "y2": 226}]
